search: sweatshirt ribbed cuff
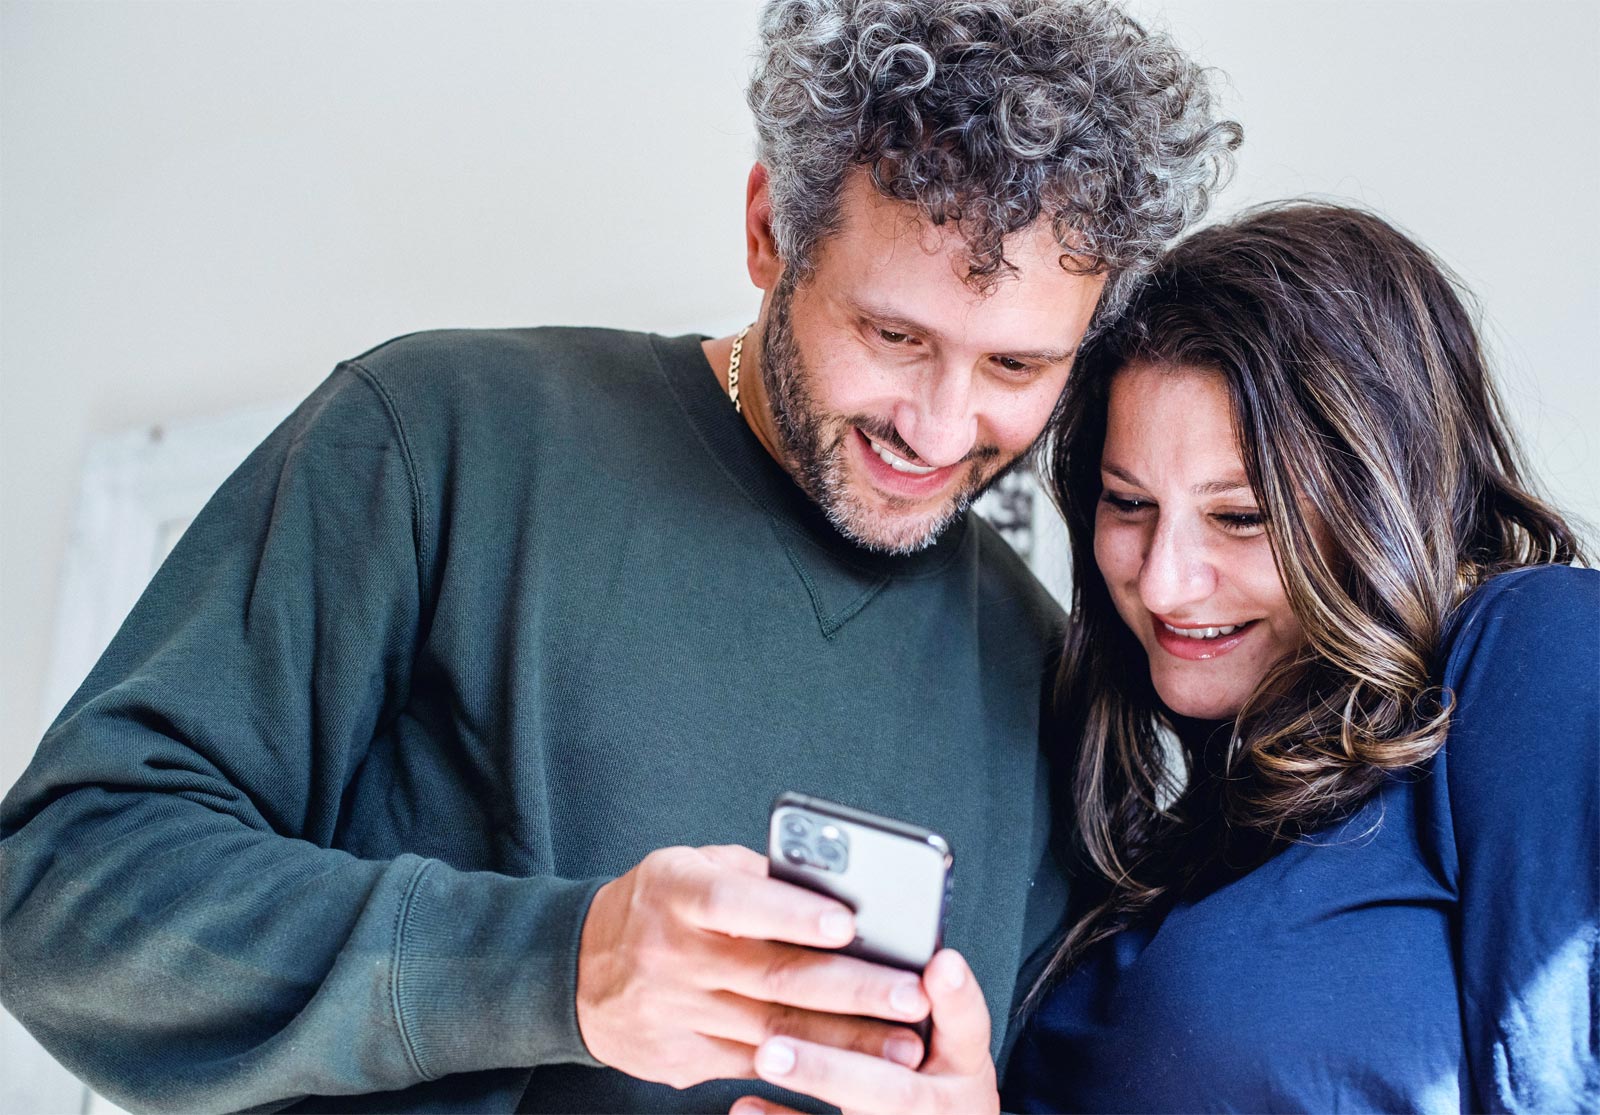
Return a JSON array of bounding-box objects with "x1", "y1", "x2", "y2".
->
[{"x1": 391, "y1": 859, "x2": 608, "y2": 1080}]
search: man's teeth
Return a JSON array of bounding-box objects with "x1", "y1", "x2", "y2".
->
[
  {"x1": 1162, "y1": 621, "x2": 1247, "y2": 640},
  {"x1": 866, "y1": 435, "x2": 938, "y2": 475}
]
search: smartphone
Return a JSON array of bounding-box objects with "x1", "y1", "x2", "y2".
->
[{"x1": 767, "y1": 790, "x2": 954, "y2": 973}]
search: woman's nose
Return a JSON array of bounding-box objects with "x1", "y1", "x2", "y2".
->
[{"x1": 1137, "y1": 517, "x2": 1218, "y2": 617}]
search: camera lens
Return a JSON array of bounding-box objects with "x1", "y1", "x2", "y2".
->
[
  {"x1": 815, "y1": 837, "x2": 845, "y2": 869},
  {"x1": 783, "y1": 814, "x2": 811, "y2": 839},
  {"x1": 781, "y1": 842, "x2": 809, "y2": 865}
]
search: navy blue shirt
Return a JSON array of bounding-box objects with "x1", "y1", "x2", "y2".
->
[{"x1": 1005, "y1": 565, "x2": 1599, "y2": 1113}]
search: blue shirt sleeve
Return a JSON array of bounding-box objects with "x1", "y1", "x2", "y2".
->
[{"x1": 1436, "y1": 565, "x2": 1599, "y2": 1112}]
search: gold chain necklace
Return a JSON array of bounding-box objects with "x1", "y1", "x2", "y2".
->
[{"x1": 726, "y1": 324, "x2": 753, "y2": 414}]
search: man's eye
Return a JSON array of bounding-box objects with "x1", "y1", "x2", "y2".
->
[{"x1": 878, "y1": 329, "x2": 912, "y2": 344}]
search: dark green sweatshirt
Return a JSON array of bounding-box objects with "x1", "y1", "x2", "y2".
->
[{"x1": 0, "y1": 328, "x2": 1068, "y2": 1113}]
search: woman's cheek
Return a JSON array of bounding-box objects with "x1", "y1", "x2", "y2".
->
[
  {"x1": 1093, "y1": 514, "x2": 1130, "y2": 581},
  {"x1": 1094, "y1": 516, "x2": 1145, "y2": 619}
]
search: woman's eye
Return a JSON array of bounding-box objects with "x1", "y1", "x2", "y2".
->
[
  {"x1": 1100, "y1": 493, "x2": 1149, "y2": 514},
  {"x1": 994, "y1": 356, "x2": 1030, "y2": 373},
  {"x1": 1214, "y1": 511, "x2": 1266, "y2": 532}
]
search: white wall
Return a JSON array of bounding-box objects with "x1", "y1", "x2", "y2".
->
[
  {"x1": 1134, "y1": 0, "x2": 1600, "y2": 538},
  {"x1": 0, "y1": 0, "x2": 763, "y2": 790},
  {"x1": 1, "y1": 0, "x2": 1596, "y2": 1105},
  {"x1": 5, "y1": 0, "x2": 1597, "y2": 788}
]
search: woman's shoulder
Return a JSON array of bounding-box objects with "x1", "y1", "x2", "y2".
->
[
  {"x1": 1427, "y1": 577, "x2": 1597, "y2": 1115},
  {"x1": 1441, "y1": 564, "x2": 1598, "y2": 685},
  {"x1": 1433, "y1": 564, "x2": 1597, "y2": 811},
  {"x1": 1448, "y1": 562, "x2": 1596, "y2": 625}
]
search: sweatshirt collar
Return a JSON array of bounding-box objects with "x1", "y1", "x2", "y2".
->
[{"x1": 649, "y1": 331, "x2": 971, "y2": 585}]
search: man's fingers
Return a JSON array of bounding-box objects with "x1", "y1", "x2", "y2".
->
[
  {"x1": 696, "y1": 990, "x2": 924, "y2": 1067},
  {"x1": 699, "y1": 843, "x2": 771, "y2": 878},
  {"x1": 714, "y1": 938, "x2": 931, "y2": 1024},
  {"x1": 649, "y1": 1034, "x2": 759, "y2": 1090},
  {"x1": 749, "y1": 1035, "x2": 921, "y2": 1114},
  {"x1": 730, "y1": 1098, "x2": 805, "y2": 1115},
  {"x1": 672, "y1": 850, "x2": 857, "y2": 948},
  {"x1": 922, "y1": 949, "x2": 992, "y2": 1076}
]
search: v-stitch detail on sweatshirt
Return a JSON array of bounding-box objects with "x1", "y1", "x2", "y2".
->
[{"x1": 770, "y1": 520, "x2": 890, "y2": 638}]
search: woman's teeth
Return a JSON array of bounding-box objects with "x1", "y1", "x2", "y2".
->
[
  {"x1": 865, "y1": 434, "x2": 938, "y2": 475},
  {"x1": 1162, "y1": 621, "x2": 1248, "y2": 640}
]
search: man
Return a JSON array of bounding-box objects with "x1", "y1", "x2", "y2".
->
[{"x1": 0, "y1": 1, "x2": 1238, "y2": 1111}]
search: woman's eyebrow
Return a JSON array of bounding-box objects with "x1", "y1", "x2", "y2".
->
[
  {"x1": 1100, "y1": 462, "x2": 1252, "y2": 496},
  {"x1": 1100, "y1": 462, "x2": 1145, "y2": 488},
  {"x1": 1193, "y1": 477, "x2": 1252, "y2": 496}
]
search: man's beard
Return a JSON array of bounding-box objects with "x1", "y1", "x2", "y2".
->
[{"x1": 760, "y1": 271, "x2": 1012, "y2": 554}]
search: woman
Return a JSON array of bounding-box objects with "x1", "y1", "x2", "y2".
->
[{"x1": 1004, "y1": 203, "x2": 1597, "y2": 1113}]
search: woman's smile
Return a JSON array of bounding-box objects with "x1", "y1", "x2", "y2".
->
[{"x1": 1151, "y1": 615, "x2": 1260, "y2": 660}]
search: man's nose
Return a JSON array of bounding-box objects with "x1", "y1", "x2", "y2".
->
[
  {"x1": 891, "y1": 365, "x2": 979, "y2": 468},
  {"x1": 1138, "y1": 517, "x2": 1218, "y2": 617}
]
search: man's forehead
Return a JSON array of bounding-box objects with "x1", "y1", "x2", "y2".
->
[{"x1": 828, "y1": 168, "x2": 1093, "y2": 287}]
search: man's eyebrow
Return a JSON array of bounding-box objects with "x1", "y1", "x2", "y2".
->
[
  {"x1": 1101, "y1": 462, "x2": 1253, "y2": 496},
  {"x1": 845, "y1": 296, "x2": 945, "y2": 342},
  {"x1": 845, "y1": 295, "x2": 1079, "y2": 363},
  {"x1": 1004, "y1": 343, "x2": 1079, "y2": 364}
]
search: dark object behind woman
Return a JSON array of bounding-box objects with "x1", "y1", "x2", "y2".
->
[{"x1": 1005, "y1": 203, "x2": 1597, "y2": 1113}]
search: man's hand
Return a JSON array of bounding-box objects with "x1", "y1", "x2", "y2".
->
[
  {"x1": 726, "y1": 949, "x2": 999, "y2": 1115},
  {"x1": 575, "y1": 844, "x2": 933, "y2": 1090}
]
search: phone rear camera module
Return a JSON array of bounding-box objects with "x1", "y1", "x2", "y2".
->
[
  {"x1": 814, "y1": 837, "x2": 847, "y2": 871},
  {"x1": 774, "y1": 809, "x2": 851, "y2": 873}
]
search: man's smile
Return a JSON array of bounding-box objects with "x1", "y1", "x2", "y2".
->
[
  {"x1": 861, "y1": 430, "x2": 940, "y2": 476},
  {"x1": 850, "y1": 427, "x2": 968, "y2": 502}
]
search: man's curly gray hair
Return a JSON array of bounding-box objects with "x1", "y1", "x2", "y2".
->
[{"x1": 748, "y1": 0, "x2": 1242, "y2": 326}]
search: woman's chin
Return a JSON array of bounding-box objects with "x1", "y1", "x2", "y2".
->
[{"x1": 1152, "y1": 678, "x2": 1244, "y2": 723}]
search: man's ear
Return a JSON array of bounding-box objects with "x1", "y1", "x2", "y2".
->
[{"x1": 746, "y1": 163, "x2": 781, "y2": 291}]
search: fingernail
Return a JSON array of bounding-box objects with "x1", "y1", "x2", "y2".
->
[
  {"x1": 756, "y1": 1039, "x2": 796, "y2": 1077},
  {"x1": 890, "y1": 980, "x2": 925, "y2": 1016},
  {"x1": 819, "y1": 909, "x2": 854, "y2": 943},
  {"x1": 730, "y1": 1101, "x2": 765, "y2": 1115},
  {"x1": 940, "y1": 959, "x2": 967, "y2": 990},
  {"x1": 885, "y1": 1035, "x2": 923, "y2": 1067}
]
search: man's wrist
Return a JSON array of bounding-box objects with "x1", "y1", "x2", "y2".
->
[{"x1": 397, "y1": 862, "x2": 608, "y2": 1077}]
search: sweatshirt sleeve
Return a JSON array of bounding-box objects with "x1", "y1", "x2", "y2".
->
[
  {"x1": 1437, "y1": 565, "x2": 1600, "y2": 1113},
  {"x1": 0, "y1": 364, "x2": 604, "y2": 1113},
  {"x1": 997, "y1": 671, "x2": 1071, "y2": 1085}
]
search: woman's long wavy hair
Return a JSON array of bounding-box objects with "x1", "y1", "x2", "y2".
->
[{"x1": 1034, "y1": 201, "x2": 1586, "y2": 991}]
